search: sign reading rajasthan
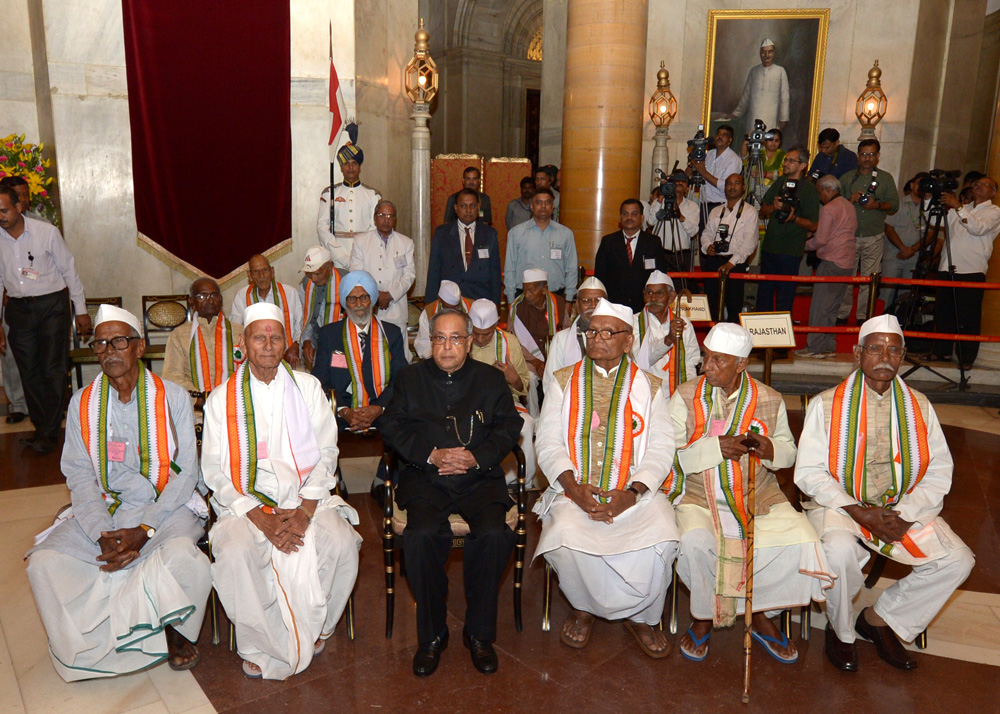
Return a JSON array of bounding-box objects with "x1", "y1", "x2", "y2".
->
[{"x1": 739, "y1": 311, "x2": 797, "y2": 348}]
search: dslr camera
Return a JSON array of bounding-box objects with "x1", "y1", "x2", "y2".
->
[
  {"x1": 918, "y1": 169, "x2": 960, "y2": 202},
  {"x1": 713, "y1": 224, "x2": 731, "y2": 255},
  {"x1": 857, "y1": 170, "x2": 879, "y2": 207},
  {"x1": 771, "y1": 180, "x2": 799, "y2": 223},
  {"x1": 745, "y1": 119, "x2": 776, "y2": 155}
]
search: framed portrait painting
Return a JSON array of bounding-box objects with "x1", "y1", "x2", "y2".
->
[{"x1": 702, "y1": 9, "x2": 830, "y2": 156}]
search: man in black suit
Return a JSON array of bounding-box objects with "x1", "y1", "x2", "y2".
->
[
  {"x1": 312, "y1": 270, "x2": 407, "y2": 433},
  {"x1": 425, "y1": 188, "x2": 502, "y2": 305},
  {"x1": 379, "y1": 309, "x2": 522, "y2": 678},
  {"x1": 594, "y1": 198, "x2": 668, "y2": 312},
  {"x1": 444, "y1": 166, "x2": 493, "y2": 225}
]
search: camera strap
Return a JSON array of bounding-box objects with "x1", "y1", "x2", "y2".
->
[{"x1": 721, "y1": 199, "x2": 746, "y2": 232}]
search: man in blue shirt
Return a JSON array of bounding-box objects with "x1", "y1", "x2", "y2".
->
[{"x1": 808, "y1": 128, "x2": 858, "y2": 180}]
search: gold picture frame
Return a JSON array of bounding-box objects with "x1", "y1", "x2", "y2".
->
[{"x1": 701, "y1": 9, "x2": 830, "y2": 157}]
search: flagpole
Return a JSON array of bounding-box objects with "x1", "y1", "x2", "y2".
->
[{"x1": 329, "y1": 20, "x2": 336, "y2": 244}]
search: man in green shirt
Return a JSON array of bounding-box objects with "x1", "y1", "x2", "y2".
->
[
  {"x1": 756, "y1": 146, "x2": 820, "y2": 313},
  {"x1": 837, "y1": 138, "x2": 899, "y2": 322}
]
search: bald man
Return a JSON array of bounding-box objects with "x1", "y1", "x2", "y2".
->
[{"x1": 230, "y1": 254, "x2": 303, "y2": 367}]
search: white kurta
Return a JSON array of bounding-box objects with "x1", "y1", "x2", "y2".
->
[
  {"x1": 533, "y1": 362, "x2": 680, "y2": 623},
  {"x1": 541, "y1": 318, "x2": 587, "y2": 393},
  {"x1": 202, "y1": 368, "x2": 361, "y2": 679},
  {"x1": 317, "y1": 183, "x2": 382, "y2": 269},
  {"x1": 794, "y1": 384, "x2": 974, "y2": 643},
  {"x1": 350, "y1": 229, "x2": 415, "y2": 361},
  {"x1": 732, "y1": 63, "x2": 790, "y2": 129},
  {"x1": 229, "y1": 282, "x2": 304, "y2": 344},
  {"x1": 630, "y1": 309, "x2": 700, "y2": 387},
  {"x1": 668, "y1": 387, "x2": 833, "y2": 620}
]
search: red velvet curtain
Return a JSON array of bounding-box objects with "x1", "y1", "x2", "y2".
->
[{"x1": 122, "y1": 1, "x2": 291, "y2": 278}]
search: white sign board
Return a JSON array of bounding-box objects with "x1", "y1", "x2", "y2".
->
[
  {"x1": 739, "y1": 311, "x2": 797, "y2": 348},
  {"x1": 677, "y1": 294, "x2": 712, "y2": 322}
]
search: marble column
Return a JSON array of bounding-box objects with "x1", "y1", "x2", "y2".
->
[
  {"x1": 979, "y1": 91, "x2": 1000, "y2": 338},
  {"x1": 411, "y1": 101, "x2": 431, "y2": 295},
  {"x1": 559, "y1": 0, "x2": 648, "y2": 267}
]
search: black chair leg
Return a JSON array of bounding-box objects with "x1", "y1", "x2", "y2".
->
[
  {"x1": 542, "y1": 563, "x2": 552, "y2": 631},
  {"x1": 347, "y1": 592, "x2": 356, "y2": 641},
  {"x1": 780, "y1": 609, "x2": 792, "y2": 639},
  {"x1": 916, "y1": 629, "x2": 928, "y2": 649},
  {"x1": 801, "y1": 603, "x2": 811, "y2": 640}
]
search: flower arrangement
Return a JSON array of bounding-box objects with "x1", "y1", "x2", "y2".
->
[{"x1": 0, "y1": 134, "x2": 58, "y2": 226}]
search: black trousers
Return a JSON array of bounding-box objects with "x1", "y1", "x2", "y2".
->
[
  {"x1": 5, "y1": 290, "x2": 71, "y2": 441},
  {"x1": 403, "y1": 498, "x2": 515, "y2": 644},
  {"x1": 932, "y1": 272, "x2": 985, "y2": 365},
  {"x1": 700, "y1": 253, "x2": 750, "y2": 322}
]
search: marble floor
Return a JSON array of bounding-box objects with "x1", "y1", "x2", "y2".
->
[{"x1": 1, "y1": 405, "x2": 999, "y2": 713}]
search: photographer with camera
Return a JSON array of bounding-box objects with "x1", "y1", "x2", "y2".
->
[
  {"x1": 690, "y1": 125, "x2": 742, "y2": 224},
  {"x1": 700, "y1": 174, "x2": 759, "y2": 322},
  {"x1": 645, "y1": 171, "x2": 699, "y2": 269},
  {"x1": 927, "y1": 175, "x2": 1000, "y2": 368},
  {"x1": 807, "y1": 128, "x2": 858, "y2": 180},
  {"x1": 756, "y1": 147, "x2": 820, "y2": 314},
  {"x1": 837, "y1": 139, "x2": 899, "y2": 323}
]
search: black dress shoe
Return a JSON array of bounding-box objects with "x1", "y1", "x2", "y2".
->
[
  {"x1": 824, "y1": 625, "x2": 858, "y2": 672},
  {"x1": 31, "y1": 437, "x2": 58, "y2": 454},
  {"x1": 463, "y1": 628, "x2": 498, "y2": 675},
  {"x1": 855, "y1": 613, "x2": 917, "y2": 670},
  {"x1": 18, "y1": 435, "x2": 37, "y2": 447},
  {"x1": 413, "y1": 632, "x2": 448, "y2": 677},
  {"x1": 5, "y1": 412, "x2": 26, "y2": 424}
]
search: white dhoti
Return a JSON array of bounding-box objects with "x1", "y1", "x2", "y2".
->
[
  {"x1": 533, "y1": 492, "x2": 680, "y2": 624},
  {"x1": 807, "y1": 508, "x2": 974, "y2": 644},
  {"x1": 210, "y1": 500, "x2": 361, "y2": 680},
  {"x1": 502, "y1": 410, "x2": 537, "y2": 488},
  {"x1": 676, "y1": 502, "x2": 833, "y2": 621},
  {"x1": 26, "y1": 538, "x2": 211, "y2": 682}
]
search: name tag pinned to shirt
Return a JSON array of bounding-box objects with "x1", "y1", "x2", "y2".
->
[
  {"x1": 644, "y1": 258, "x2": 656, "y2": 270},
  {"x1": 20, "y1": 268, "x2": 39, "y2": 280},
  {"x1": 108, "y1": 441, "x2": 126, "y2": 462},
  {"x1": 330, "y1": 352, "x2": 348, "y2": 368},
  {"x1": 394, "y1": 255, "x2": 408, "y2": 269},
  {"x1": 709, "y1": 420, "x2": 728, "y2": 438},
  {"x1": 257, "y1": 441, "x2": 269, "y2": 459},
  {"x1": 550, "y1": 248, "x2": 562, "y2": 260},
  {"x1": 478, "y1": 248, "x2": 489, "y2": 259}
]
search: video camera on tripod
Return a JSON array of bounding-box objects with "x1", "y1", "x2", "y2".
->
[
  {"x1": 745, "y1": 119, "x2": 776, "y2": 157},
  {"x1": 653, "y1": 168, "x2": 681, "y2": 221},
  {"x1": 687, "y1": 124, "x2": 710, "y2": 187},
  {"x1": 918, "y1": 168, "x2": 961, "y2": 218}
]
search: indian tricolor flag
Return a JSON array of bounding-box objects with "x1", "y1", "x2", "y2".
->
[{"x1": 329, "y1": 58, "x2": 346, "y2": 146}]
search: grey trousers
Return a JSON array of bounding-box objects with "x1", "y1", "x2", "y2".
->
[
  {"x1": 838, "y1": 232, "x2": 884, "y2": 320},
  {"x1": 1, "y1": 318, "x2": 27, "y2": 413},
  {"x1": 807, "y1": 261, "x2": 854, "y2": 353}
]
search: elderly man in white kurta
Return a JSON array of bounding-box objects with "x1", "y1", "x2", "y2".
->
[
  {"x1": 541, "y1": 276, "x2": 606, "y2": 393},
  {"x1": 535, "y1": 299, "x2": 679, "y2": 659},
  {"x1": 26, "y1": 305, "x2": 210, "y2": 681},
  {"x1": 203, "y1": 302, "x2": 361, "y2": 680},
  {"x1": 350, "y1": 199, "x2": 415, "y2": 361},
  {"x1": 631, "y1": 271, "x2": 700, "y2": 395},
  {"x1": 726, "y1": 39, "x2": 790, "y2": 130},
  {"x1": 795, "y1": 315, "x2": 974, "y2": 673},
  {"x1": 669, "y1": 323, "x2": 831, "y2": 665}
]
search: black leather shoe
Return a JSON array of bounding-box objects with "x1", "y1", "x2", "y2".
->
[
  {"x1": 31, "y1": 437, "x2": 57, "y2": 454},
  {"x1": 824, "y1": 625, "x2": 858, "y2": 672},
  {"x1": 6, "y1": 412, "x2": 26, "y2": 424},
  {"x1": 413, "y1": 632, "x2": 448, "y2": 677},
  {"x1": 18, "y1": 435, "x2": 37, "y2": 447},
  {"x1": 463, "y1": 628, "x2": 498, "y2": 675},
  {"x1": 855, "y1": 613, "x2": 917, "y2": 670}
]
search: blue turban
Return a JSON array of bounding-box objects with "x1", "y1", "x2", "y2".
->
[
  {"x1": 336, "y1": 123, "x2": 364, "y2": 167},
  {"x1": 339, "y1": 270, "x2": 378, "y2": 310}
]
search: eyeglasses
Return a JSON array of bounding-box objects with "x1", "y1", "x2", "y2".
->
[
  {"x1": 193, "y1": 292, "x2": 221, "y2": 300},
  {"x1": 345, "y1": 294, "x2": 371, "y2": 306},
  {"x1": 783, "y1": 157, "x2": 803, "y2": 164},
  {"x1": 584, "y1": 328, "x2": 630, "y2": 341},
  {"x1": 375, "y1": 212, "x2": 396, "y2": 219},
  {"x1": 430, "y1": 334, "x2": 470, "y2": 345},
  {"x1": 858, "y1": 152, "x2": 878, "y2": 158},
  {"x1": 862, "y1": 343, "x2": 905, "y2": 357},
  {"x1": 90, "y1": 335, "x2": 142, "y2": 354}
]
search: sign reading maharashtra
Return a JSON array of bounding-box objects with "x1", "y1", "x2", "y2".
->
[
  {"x1": 739, "y1": 311, "x2": 796, "y2": 348},
  {"x1": 677, "y1": 294, "x2": 713, "y2": 322}
]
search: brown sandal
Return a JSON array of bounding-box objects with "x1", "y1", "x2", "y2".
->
[
  {"x1": 624, "y1": 620, "x2": 672, "y2": 659},
  {"x1": 559, "y1": 610, "x2": 595, "y2": 649}
]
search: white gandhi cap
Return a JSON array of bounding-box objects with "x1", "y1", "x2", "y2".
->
[
  {"x1": 645, "y1": 270, "x2": 674, "y2": 289},
  {"x1": 243, "y1": 302, "x2": 285, "y2": 328},
  {"x1": 703, "y1": 322, "x2": 754, "y2": 358},
  {"x1": 578, "y1": 276, "x2": 607, "y2": 293},
  {"x1": 523, "y1": 268, "x2": 548, "y2": 284},
  {"x1": 761, "y1": 38, "x2": 775, "y2": 48},
  {"x1": 469, "y1": 299, "x2": 499, "y2": 329},
  {"x1": 590, "y1": 298, "x2": 633, "y2": 326},
  {"x1": 858, "y1": 314, "x2": 904, "y2": 345},
  {"x1": 438, "y1": 280, "x2": 462, "y2": 306},
  {"x1": 94, "y1": 304, "x2": 143, "y2": 336}
]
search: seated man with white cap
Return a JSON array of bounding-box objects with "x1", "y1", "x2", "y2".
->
[
  {"x1": 299, "y1": 245, "x2": 342, "y2": 369},
  {"x1": 668, "y1": 322, "x2": 831, "y2": 664},
  {"x1": 26, "y1": 305, "x2": 210, "y2": 681},
  {"x1": 541, "y1": 276, "x2": 606, "y2": 393},
  {"x1": 202, "y1": 302, "x2": 362, "y2": 680},
  {"x1": 534, "y1": 298, "x2": 679, "y2": 659},
  {"x1": 795, "y1": 314, "x2": 974, "y2": 673},
  {"x1": 414, "y1": 279, "x2": 471, "y2": 360},
  {"x1": 632, "y1": 270, "x2": 700, "y2": 395},
  {"x1": 312, "y1": 270, "x2": 407, "y2": 433},
  {"x1": 509, "y1": 269, "x2": 562, "y2": 416},
  {"x1": 468, "y1": 298, "x2": 537, "y2": 487}
]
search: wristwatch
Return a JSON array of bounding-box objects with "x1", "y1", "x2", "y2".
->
[
  {"x1": 138, "y1": 523, "x2": 156, "y2": 538},
  {"x1": 626, "y1": 486, "x2": 642, "y2": 503}
]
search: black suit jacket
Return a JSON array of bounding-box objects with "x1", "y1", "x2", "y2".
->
[
  {"x1": 312, "y1": 317, "x2": 407, "y2": 429},
  {"x1": 444, "y1": 191, "x2": 493, "y2": 225},
  {"x1": 593, "y1": 230, "x2": 668, "y2": 312},
  {"x1": 377, "y1": 358, "x2": 521, "y2": 514},
  {"x1": 425, "y1": 221, "x2": 502, "y2": 305}
]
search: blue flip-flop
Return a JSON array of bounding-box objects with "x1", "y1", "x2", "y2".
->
[
  {"x1": 680, "y1": 627, "x2": 710, "y2": 662},
  {"x1": 751, "y1": 629, "x2": 799, "y2": 664}
]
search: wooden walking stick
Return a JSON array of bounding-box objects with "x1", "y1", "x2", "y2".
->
[
  {"x1": 672, "y1": 290, "x2": 693, "y2": 393},
  {"x1": 741, "y1": 433, "x2": 758, "y2": 704}
]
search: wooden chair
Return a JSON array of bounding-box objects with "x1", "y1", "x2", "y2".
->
[
  {"x1": 382, "y1": 444, "x2": 527, "y2": 639},
  {"x1": 69, "y1": 296, "x2": 122, "y2": 388},
  {"x1": 141, "y1": 294, "x2": 190, "y2": 362}
]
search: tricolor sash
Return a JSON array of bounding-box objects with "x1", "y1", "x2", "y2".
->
[
  {"x1": 302, "y1": 273, "x2": 342, "y2": 331},
  {"x1": 560, "y1": 356, "x2": 653, "y2": 503},
  {"x1": 637, "y1": 308, "x2": 685, "y2": 394},
  {"x1": 509, "y1": 290, "x2": 558, "y2": 337},
  {"x1": 426, "y1": 296, "x2": 473, "y2": 315},
  {"x1": 246, "y1": 281, "x2": 293, "y2": 348},
  {"x1": 828, "y1": 370, "x2": 932, "y2": 559},
  {"x1": 80, "y1": 366, "x2": 179, "y2": 515},
  {"x1": 188, "y1": 316, "x2": 240, "y2": 393},
  {"x1": 493, "y1": 329, "x2": 510, "y2": 364},
  {"x1": 343, "y1": 318, "x2": 391, "y2": 407}
]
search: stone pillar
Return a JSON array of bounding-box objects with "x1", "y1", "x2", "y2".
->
[
  {"x1": 560, "y1": 0, "x2": 648, "y2": 267},
  {"x1": 411, "y1": 102, "x2": 431, "y2": 295},
  {"x1": 650, "y1": 126, "x2": 670, "y2": 189}
]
